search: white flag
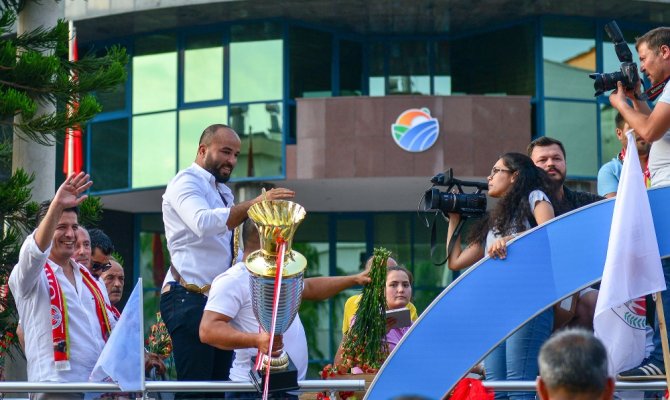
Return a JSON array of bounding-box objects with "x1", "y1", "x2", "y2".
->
[
  {"x1": 594, "y1": 131, "x2": 666, "y2": 375},
  {"x1": 89, "y1": 278, "x2": 145, "y2": 391}
]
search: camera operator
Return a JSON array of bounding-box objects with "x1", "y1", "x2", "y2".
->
[
  {"x1": 445, "y1": 153, "x2": 555, "y2": 400},
  {"x1": 609, "y1": 26, "x2": 670, "y2": 381}
]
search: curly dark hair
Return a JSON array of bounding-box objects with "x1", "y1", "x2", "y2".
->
[{"x1": 469, "y1": 153, "x2": 554, "y2": 244}]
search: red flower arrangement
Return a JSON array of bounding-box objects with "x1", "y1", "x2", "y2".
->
[{"x1": 145, "y1": 312, "x2": 172, "y2": 359}]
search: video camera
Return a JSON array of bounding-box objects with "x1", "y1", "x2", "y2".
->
[
  {"x1": 589, "y1": 21, "x2": 641, "y2": 97},
  {"x1": 422, "y1": 168, "x2": 488, "y2": 218}
]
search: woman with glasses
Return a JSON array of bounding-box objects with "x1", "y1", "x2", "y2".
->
[{"x1": 445, "y1": 152, "x2": 555, "y2": 400}]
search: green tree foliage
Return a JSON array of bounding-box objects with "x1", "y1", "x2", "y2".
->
[{"x1": 0, "y1": 3, "x2": 128, "y2": 144}]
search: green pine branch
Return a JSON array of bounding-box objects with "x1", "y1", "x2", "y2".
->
[
  {"x1": 339, "y1": 248, "x2": 391, "y2": 372},
  {"x1": 0, "y1": 9, "x2": 128, "y2": 146}
]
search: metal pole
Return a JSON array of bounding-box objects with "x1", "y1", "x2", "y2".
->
[
  {"x1": 0, "y1": 379, "x2": 366, "y2": 393},
  {"x1": 482, "y1": 380, "x2": 669, "y2": 392}
]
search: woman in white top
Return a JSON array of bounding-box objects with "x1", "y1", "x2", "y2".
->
[{"x1": 445, "y1": 152, "x2": 555, "y2": 400}]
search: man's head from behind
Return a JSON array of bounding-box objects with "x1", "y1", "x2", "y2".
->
[
  {"x1": 528, "y1": 136, "x2": 567, "y2": 186},
  {"x1": 101, "y1": 259, "x2": 125, "y2": 306},
  {"x1": 89, "y1": 228, "x2": 114, "y2": 278},
  {"x1": 241, "y1": 219, "x2": 261, "y2": 257},
  {"x1": 537, "y1": 328, "x2": 614, "y2": 400}
]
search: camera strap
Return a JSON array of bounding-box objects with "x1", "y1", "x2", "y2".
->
[
  {"x1": 430, "y1": 216, "x2": 466, "y2": 266},
  {"x1": 644, "y1": 75, "x2": 670, "y2": 101}
]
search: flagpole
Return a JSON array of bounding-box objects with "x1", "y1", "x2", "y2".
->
[
  {"x1": 66, "y1": 20, "x2": 75, "y2": 177},
  {"x1": 654, "y1": 292, "x2": 670, "y2": 392}
]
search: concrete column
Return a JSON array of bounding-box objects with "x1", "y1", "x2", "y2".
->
[
  {"x1": 6, "y1": 0, "x2": 64, "y2": 385},
  {"x1": 12, "y1": 0, "x2": 64, "y2": 205}
]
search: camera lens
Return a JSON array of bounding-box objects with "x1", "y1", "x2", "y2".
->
[{"x1": 590, "y1": 71, "x2": 623, "y2": 96}]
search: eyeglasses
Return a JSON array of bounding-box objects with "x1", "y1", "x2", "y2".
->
[
  {"x1": 490, "y1": 167, "x2": 513, "y2": 177},
  {"x1": 92, "y1": 261, "x2": 112, "y2": 272}
]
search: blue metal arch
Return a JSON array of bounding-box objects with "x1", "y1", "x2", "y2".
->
[{"x1": 367, "y1": 186, "x2": 670, "y2": 399}]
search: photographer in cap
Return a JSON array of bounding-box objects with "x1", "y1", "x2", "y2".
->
[{"x1": 609, "y1": 26, "x2": 670, "y2": 380}]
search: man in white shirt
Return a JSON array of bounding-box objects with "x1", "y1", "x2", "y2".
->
[
  {"x1": 199, "y1": 219, "x2": 371, "y2": 399},
  {"x1": 160, "y1": 124, "x2": 295, "y2": 393},
  {"x1": 609, "y1": 27, "x2": 670, "y2": 380},
  {"x1": 9, "y1": 172, "x2": 116, "y2": 400}
]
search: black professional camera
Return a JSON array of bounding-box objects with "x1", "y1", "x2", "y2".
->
[
  {"x1": 422, "y1": 168, "x2": 488, "y2": 217},
  {"x1": 590, "y1": 21, "x2": 641, "y2": 97}
]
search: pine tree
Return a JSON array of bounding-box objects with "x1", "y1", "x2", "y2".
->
[
  {"x1": 0, "y1": 2, "x2": 128, "y2": 144},
  {"x1": 0, "y1": 0, "x2": 127, "y2": 370}
]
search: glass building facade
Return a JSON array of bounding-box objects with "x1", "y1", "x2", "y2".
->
[{"x1": 61, "y1": 9, "x2": 657, "y2": 376}]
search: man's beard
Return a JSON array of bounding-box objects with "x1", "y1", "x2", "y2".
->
[
  {"x1": 203, "y1": 157, "x2": 232, "y2": 183},
  {"x1": 211, "y1": 171, "x2": 230, "y2": 183},
  {"x1": 547, "y1": 169, "x2": 565, "y2": 188}
]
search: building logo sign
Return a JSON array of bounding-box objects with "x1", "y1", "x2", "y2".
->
[{"x1": 391, "y1": 108, "x2": 439, "y2": 152}]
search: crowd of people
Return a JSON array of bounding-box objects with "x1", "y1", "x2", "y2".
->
[{"x1": 7, "y1": 23, "x2": 670, "y2": 400}]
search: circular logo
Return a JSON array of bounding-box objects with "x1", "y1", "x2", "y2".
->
[
  {"x1": 391, "y1": 108, "x2": 439, "y2": 152},
  {"x1": 51, "y1": 305, "x2": 62, "y2": 329},
  {"x1": 612, "y1": 298, "x2": 647, "y2": 330}
]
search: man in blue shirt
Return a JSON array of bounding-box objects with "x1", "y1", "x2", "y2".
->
[{"x1": 597, "y1": 112, "x2": 651, "y2": 198}]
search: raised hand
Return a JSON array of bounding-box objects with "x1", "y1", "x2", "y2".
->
[{"x1": 54, "y1": 172, "x2": 93, "y2": 210}]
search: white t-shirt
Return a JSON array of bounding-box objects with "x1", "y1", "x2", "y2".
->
[
  {"x1": 204, "y1": 262, "x2": 308, "y2": 382},
  {"x1": 485, "y1": 189, "x2": 550, "y2": 252},
  {"x1": 9, "y1": 233, "x2": 116, "y2": 383},
  {"x1": 649, "y1": 82, "x2": 670, "y2": 187}
]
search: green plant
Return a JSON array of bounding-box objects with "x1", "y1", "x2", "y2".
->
[{"x1": 337, "y1": 247, "x2": 391, "y2": 372}]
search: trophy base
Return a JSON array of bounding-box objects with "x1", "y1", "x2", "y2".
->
[{"x1": 249, "y1": 356, "x2": 299, "y2": 393}]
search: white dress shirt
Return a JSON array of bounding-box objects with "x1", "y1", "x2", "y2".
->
[
  {"x1": 9, "y1": 233, "x2": 116, "y2": 383},
  {"x1": 162, "y1": 163, "x2": 238, "y2": 288},
  {"x1": 650, "y1": 83, "x2": 670, "y2": 187},
  {"x1": 204, "y1": 262, "x2": 308, "y2": 382}
]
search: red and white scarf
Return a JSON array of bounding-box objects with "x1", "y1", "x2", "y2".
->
[{"x1": 45, "y1": 260, "x2": 112, "y2": 371}]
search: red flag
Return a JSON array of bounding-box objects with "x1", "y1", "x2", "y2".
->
[
  {"x1": 450, "y1": 378, "x2": 494, "y2": 400},
  {"x1": 63, "y1": 21, "x2": 83, "y2": 177}
]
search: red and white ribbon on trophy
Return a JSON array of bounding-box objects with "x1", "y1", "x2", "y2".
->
[{"x1": 254, "y1": 232, "x2": 287, "y2": 400}]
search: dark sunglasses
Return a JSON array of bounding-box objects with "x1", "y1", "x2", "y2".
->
[{"x1": 92, "y1": 262, "x2": 112, "y2": 272}]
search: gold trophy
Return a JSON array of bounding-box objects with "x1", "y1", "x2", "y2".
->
[{"x1": 246, "y1": 199, "x2": 307, "y2": 392}]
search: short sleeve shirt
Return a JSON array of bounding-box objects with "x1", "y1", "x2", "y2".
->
[
  {"x1": 597, "y1": 158, "x2": 623, "y2": 196},
  {"x1": 649, "y1": 83, "x2": 670, "y2": 187}
]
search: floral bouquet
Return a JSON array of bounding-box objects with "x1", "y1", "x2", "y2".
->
[
  {"x1": 146, "y1": 312, "x2": 172, "y2": 358},
  {"x1": 145, "y1": 312, "x2": 176, "y2": 380}
]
